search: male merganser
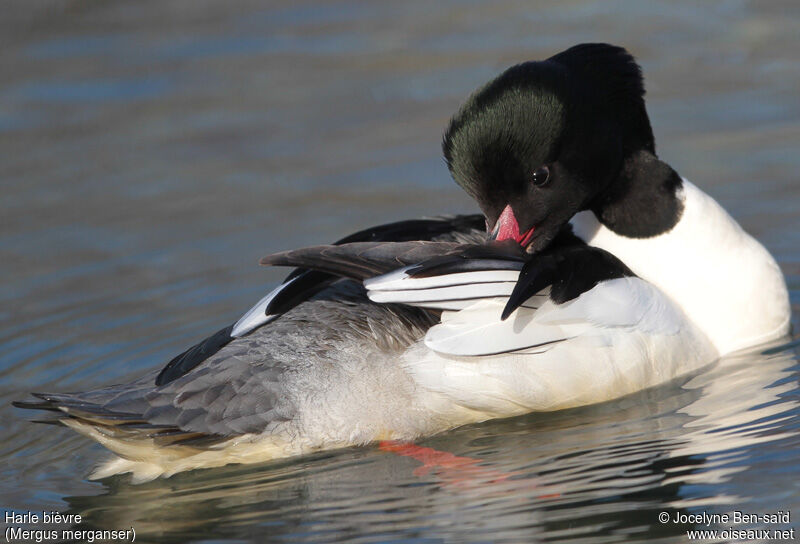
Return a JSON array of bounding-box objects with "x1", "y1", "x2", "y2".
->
[{"x1": 15, "y1": 43, "x2": 790, "y2": 482}]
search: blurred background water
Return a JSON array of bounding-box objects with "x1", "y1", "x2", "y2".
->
[{"x1": 1, "y1": 1, "x2": 799, "y2": 542}]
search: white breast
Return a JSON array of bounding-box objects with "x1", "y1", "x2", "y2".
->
[{"x1": 570, "y1": 179, "x2": 790, "y2": 355}]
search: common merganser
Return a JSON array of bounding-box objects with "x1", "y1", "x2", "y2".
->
[{"x1": 14, "y1": 43, "x2": 790, "y2": 482}]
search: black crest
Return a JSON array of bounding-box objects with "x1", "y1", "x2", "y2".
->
[{"x1": 443, "y1": 43, "x2": 684, "y2": 246}]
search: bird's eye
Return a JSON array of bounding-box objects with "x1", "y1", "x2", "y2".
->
[{"x1": 531, "y1": 165, "x2": 551, "y2": 186}]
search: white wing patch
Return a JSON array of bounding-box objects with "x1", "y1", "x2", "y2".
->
[
  {"x1": 231, "y1": 277, "x2": 300, "y2": 338},
  {"x1": 365, "y1": 267, "x2": 521, "y2": 291},
  {"x1": 423, "y1": 297, "x2": 575, "y2": 356},
  {"x1": 423, "y1": 277, "x2": 685, "y2": 357},
  {"x1": 399, "y1": 277, "x2": 718, "y2": 416},
  {"x1": 365, "y1": 266, "x2": 521, "y2": 311},
  {"x1": 364, "y1": 261, "x2": 686, "y2": 357},
  {"x1": 365, "y1": 268, "x2": 691, "y2": 358}
]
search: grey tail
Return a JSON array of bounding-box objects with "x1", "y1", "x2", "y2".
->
[{"x1": 12, "y1": 393, "x2": 227, "y2": 448}]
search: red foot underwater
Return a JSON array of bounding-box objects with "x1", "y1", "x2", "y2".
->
[{"x1": 379, "y1": 440, "x2": 560, "y2": 498}]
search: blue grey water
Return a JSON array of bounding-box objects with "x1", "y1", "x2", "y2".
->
[{"x1": 1, "y1": 1, "x2": 799, "y2": 542}]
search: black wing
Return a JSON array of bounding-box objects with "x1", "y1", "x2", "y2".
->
[
  {"x1": 261, "y1": 239, "x2": 525, "y2": 281},
  {"x1": 155, "y1": 215, "x2": 484, "y2": 386},
  {"x1": 285, "y1": 225, "x2": 636, "y2": 318}
]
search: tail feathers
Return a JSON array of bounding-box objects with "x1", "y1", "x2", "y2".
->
[
  {"x1": 13, "y1": 392, "x2": 227, "y2": 448},
  {"x1": 11, "y1": 399, "x2": 62, "y2": 412},
  {"x1": 14, "y1": 392, "x2": 296, "y2": 483}
]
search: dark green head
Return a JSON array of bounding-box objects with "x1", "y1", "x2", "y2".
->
[{"x1": 443, "y1": 43, "x2": 681, "y2": 252}]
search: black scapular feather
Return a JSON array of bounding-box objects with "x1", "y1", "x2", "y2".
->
[
  {"x1": 155, "y1": 324, "x2": 234, "y2": 386},
  {"x1": 502, "y1": 242, "x2": 635, "y2": 320}
]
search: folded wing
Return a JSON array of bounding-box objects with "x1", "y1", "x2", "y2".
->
[
  {"x1": 260, "y1": 230, "x2": 649, "y2": 358},
  {"x1": 158, "y1": 214, "x2": 485, "y2": 386}
]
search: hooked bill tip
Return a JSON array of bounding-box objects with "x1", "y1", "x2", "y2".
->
[{"x1": 493, "y1": 205, "x2": 534, "y2": 247}]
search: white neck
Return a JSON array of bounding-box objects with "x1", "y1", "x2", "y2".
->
[{"x1": 571, "y1": 179, "x2": 790, "y2": 355}]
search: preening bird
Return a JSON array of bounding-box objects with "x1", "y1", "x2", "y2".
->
[{"x1": 15, "y1": 43, "x2": 790, "y2": 482}]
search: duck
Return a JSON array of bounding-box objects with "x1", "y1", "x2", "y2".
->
[{"x1": 14, "y1": 43, "x2": 790, "y2": 482}]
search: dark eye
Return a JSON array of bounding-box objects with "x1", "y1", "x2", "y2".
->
[{"x1": 531, "y1": 165, "x2": 551, "y2": 187}]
